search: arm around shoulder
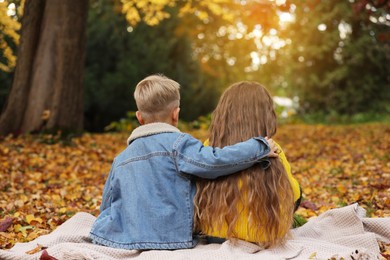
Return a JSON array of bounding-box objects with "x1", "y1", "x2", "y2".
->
[{"x1": 174, "y1": 134, "x2": 270, "y2": 179}]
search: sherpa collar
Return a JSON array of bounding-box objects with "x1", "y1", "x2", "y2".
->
[{"x1": 127, "y1": 122, "x2": 181, "y2": 145}]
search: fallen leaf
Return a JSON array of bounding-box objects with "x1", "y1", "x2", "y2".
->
[
  {"x1": 26, "y1": 215, "x2": 43, "y2": 225},
  {"x1": 14, "y1": 224, "x2": 33, "y2": 237},
  {"x1": 0, "y1": 232, "x2": 13, "y2": 239},
  {"x1": 300, "y1": 200, "x2": 318, "y2": 211},
  {"x1": 26, "y1": 243, "x2": 46, "y2": 254},
  {"x1": 0, "y1": 217, "x2": 13, "y2": 232},
  {"x1": 27, "y1": 231, "x2": 39, "y2": 240},
  {"x1": 303, "y1": 187, "x2": 312, "y2": 195},
  {"x1": 39, "y1": 249, "x2": 58, "y2": 260},
  {"x1": 336, "y1": 183, "x2": 347, "y2": 194}
]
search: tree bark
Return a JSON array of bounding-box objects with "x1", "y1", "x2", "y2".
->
[
  {"x1": 0, "y1": 0, "x2": 89, "y2": 135},
  {"x1": 0, "y1": 0, "x2": 45, "y2": 135}
]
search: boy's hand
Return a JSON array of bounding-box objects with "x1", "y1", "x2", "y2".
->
[{"x1": 265, "y1": 137, "x2": 279, "y2": 158}]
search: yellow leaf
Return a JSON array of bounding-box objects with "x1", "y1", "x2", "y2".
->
[
  {"x1": 149, "y1": 0, "x2": 171, "y2": 5},
  {"x1": 303, "y1": 187, "x2": 312, "y2": 195},
  {"x1": 14, "y1": 224, "x2": 21, "y2": 232},
  {"x1": 336, "y1": 183, "x2": 347, "y2": 194},
  {"x1": 20, "y1": 194, "x2": 29, "y2": 202},
  {"x1": 51, "y1": 194, "x2": 61, "y2": 202},
  {"x1": 27, "y1": 231, "x2": 39, "y2": 240},
  {"x1": 135, "y1": 0, "x2": 147, "y2": 8},
  {"x1": 196, "y1": 10, "x2": 209, "y2": 21},
  {"x1": 25, "y1": 215, "x2": 34, "y2": 224},
  {"x1": 331, "y1": 196, "x2": 340, "y2": 203},
  {"x1": 14, "y1": 224, "x2": 33, "y2": 237},
  {"x1": 26, "y1": 215, "x2": 43, "y2": 224},
  {"x1": 179, "y1": 2, "x2": 194, "y2": 16},
  {"x1": 350, "y1": 193, "x2": 361, "y2": 201}
]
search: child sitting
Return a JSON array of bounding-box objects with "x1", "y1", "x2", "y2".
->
[
  {"x1": 194, "y1": 81, "x2": 301, "y2": 248},
  {"x1": 89, "y1": 74, "x2": 278, "y2": 250}
]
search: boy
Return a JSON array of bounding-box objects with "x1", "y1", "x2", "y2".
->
[{"x1": 89, "y1": 74, "x2": 278, "y2": 250}]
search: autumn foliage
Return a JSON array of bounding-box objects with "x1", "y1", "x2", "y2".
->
[{"x1": 0, "y1": 124, "x2": 389, "y2": 250}]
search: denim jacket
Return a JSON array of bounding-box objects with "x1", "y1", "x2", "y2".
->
[{"x1": 89, "y1": 123, "x2": 270, "y2": 250}]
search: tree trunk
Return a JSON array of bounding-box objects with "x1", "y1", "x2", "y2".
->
[
  {"x1": 0, "y1": 0, "x2": 88, "y2": 135},
  {"x1": 0, "y1": 0, "x2": 45, "y2": 135}
]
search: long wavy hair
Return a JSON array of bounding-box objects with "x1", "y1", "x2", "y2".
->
[{"x1": 194, "y1": 81, "x2": 294, "y2": 247}]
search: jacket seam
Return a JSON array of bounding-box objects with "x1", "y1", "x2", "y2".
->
[
  {"x1": 174, "y1": 134, "x2": 262, "y2": 169},
  {"x1": 116, "y1": 151, "x2": 173, "y2": 167},
  {"x1": 177, "y1": 153, "x2": 260, "y2": 169},
  {"x1": 172, "y1": 133, "x2": 186, "y2": 172}
]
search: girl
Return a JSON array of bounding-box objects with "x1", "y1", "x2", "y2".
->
[{"x1": 194, "y1": 81, "x2": 301, "y2": 248}]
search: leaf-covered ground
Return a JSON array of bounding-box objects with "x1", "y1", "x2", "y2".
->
[{"x1": 0, "y1": 124, "x2": 389, "y2": 250}]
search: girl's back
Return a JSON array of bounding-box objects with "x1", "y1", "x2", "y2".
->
[{"x1": 194, "y1": 82, "x2": 300, "y2": 247}]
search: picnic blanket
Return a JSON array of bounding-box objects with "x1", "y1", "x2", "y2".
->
[{"x1": 1, "y1": 203, "x2": 389, "y2": 260}]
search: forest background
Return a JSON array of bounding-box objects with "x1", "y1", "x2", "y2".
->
[
  {"x1": 1, "y1": 0, "x2": 389, "y2": 133},
  {"x1": 0, "y1": 0, "x2": 389, "y2": 254}
]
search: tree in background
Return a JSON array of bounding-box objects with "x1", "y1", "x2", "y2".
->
[
  {"x1": 2, "y1": 0, "x2": 387, "y2": 134},
  {"x1": 0, "y1": 0, "x2": 20, "y2": 72},
  {"x1": 83, "y1": 0, "x2": 291, "y2": 131},
  {"x1": 174, "y1": 0, "x2": 292, "y2": 89},
  {"x1": 84, "y1": 1, "x2": 220, "y2": 131},
  {"x1": 264, "y1": 0, "x2": 390, "y2": 115},
  {"x1": 0, "y1": 0, "x2": 88, "y2": 135},
  {"x1": 0, "y1": 0, "x2": 288, "y2": 134},
  {"x1": 0, "y1": 0, "x2": 21, "y2": 108}
]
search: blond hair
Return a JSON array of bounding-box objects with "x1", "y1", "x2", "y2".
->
[
  {"x1": 194, "y1": 81, "x2": 294, "y2": 247},
  {"x1": 134, "y1": 74, "x2": 180, "y2": 121}
]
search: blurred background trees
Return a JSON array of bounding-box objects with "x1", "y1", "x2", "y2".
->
[
  {"x1": 84, "y1": 1, "x2": 221, "y2": 130},
  {"x1": 0, "y1": 0, "x2": 21, "y2": 110},
  {"x1": 268, "y1": 0, "x2": 390, "y2": 116},
  {"x1": 0, "y1": 0, "x2": 389, "y2": 133}
]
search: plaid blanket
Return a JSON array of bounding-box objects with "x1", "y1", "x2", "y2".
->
[{"x1": 1, "y1": 204, "x2": 389, "y2": 260}]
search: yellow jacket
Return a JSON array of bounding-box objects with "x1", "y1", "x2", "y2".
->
[{"x1": 199, "y1": 140, "x2": 301, "y2": 242}]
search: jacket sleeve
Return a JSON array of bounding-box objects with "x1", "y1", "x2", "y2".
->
[{"x1": 174, "y1": 134, "x2": 270, "y2": 179}]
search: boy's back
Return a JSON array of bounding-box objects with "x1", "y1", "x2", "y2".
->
[{"x1": 91, "y1": 125, "x2": 196, "y2": 249}]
